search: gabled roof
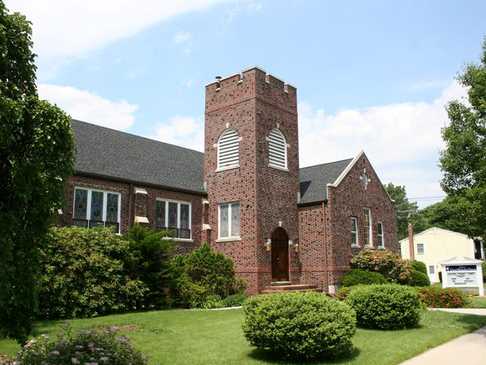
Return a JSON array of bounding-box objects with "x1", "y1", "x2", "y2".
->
[
  {"x1": 399, "y1": 227, "x2": 472, "y2": 243},
  {"x1": 298, "y1": 158, "x2": 353, "y2": 205},
  {"x1": 72, "y1": 120, "x2": 354, "y2": 203},
  {"x1": 72, "y1": 120, "x2": 205, "y2": 194}
]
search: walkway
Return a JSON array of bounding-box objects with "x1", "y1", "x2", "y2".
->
[{"x1": 401, "y1": 308, "x2": 486, "y2": 365}]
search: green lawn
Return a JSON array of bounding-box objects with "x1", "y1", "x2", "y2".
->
[
  {"x1": 1, "y1": 309, "x2": 486, "y2": 365},
  {"x1": 468, "y1": 296, "x2": 486, "y2": 308}
]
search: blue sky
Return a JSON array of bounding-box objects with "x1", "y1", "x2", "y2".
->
[{"x1": 8, "y1": 0, "x2": 486, "y2": 206}]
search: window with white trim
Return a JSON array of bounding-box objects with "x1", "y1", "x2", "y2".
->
[
  {"x1": 155, "y1": 199, "x2": 191, "y2": 239},
  {"x1": 351, "y1": 217, "x2": 359, "y2": 246},
  {"x1": 73, "y1": 187, "x2": 121, "y2": 232},
  {"x1": 416, "y1": 243, "x2": 424, "y2": 255},
  {"x1": 363, "y1": 208, "x2": 373, "y2": 246},
  {"x1": 377, "y1": 222, "x2": 385, "y2": 248},
  {"x1": 267, "y1": 128, "x2": 287, "y2": 170},
  {"x1": 218, "y1": 202, "x2": 240, "y2": 240},
  {"x1": 429, "y1": 265, "x2": 435, "y2": 275},
  {"x1": 217, "y1": 128, "x2": 240, "y2": 170}
]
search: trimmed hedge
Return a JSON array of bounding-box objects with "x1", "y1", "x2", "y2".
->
[
  {"x1": 341, "y1": 269, "x2": 387, "y2": 287},
  {"x1": 346, "y1": 284, "x2": 422, "y2": 329},
  {"x1": 418, "y1": 286, "x2": 468, "y2": 308},
  {"x1": 411, "y1": 260, "x2": 428, "y2": 275},
  {"x1": 409, "y1": 270, "x2": 430, "y2": 287},
  {"x1": 243, "y1": 292, "x2": 356, "y2": 360},
  {"x1": 351, "y1": 249, "x2": 412, "y2": 284},
  {"x1": 16, "y1": 328, "x2": 147, "y2": 365}
]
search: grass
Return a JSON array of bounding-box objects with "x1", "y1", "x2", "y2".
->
[
  {"x1": 468, "y1": 296, "x2": 486, "y2": 308},
  {"x1": 1, "y1": 309, "x2": 486, "y2": 365}
]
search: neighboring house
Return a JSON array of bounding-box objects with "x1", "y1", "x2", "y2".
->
[
  {"x1": 400, "y1": 227, "x2": 485, "y2": 283},
  {"x1": 61, "y1": 67, "x2": 398, "y2": 294}
]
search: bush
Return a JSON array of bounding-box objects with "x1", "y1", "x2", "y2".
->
[
  {"x1": 418, "y1": 286, "x2": 468, "y2": 308},
  {"x1": 341, "y1": 269, "x2": 387, "y2": 287},
  {"x1": 351, "y1": 249, "x2": 412, "y2": 284},
  {"x1": 411, "y1": 260, "x2": 428, "y2": 275},
  {"x1": 242, "y1": 292, "x2": 356, "y2": 360},
  {"x1": 126, "y1": 225, "x2": 175, "y2": 309},
  {"x1": 38, "y1": 227, "x2": 148, "y2": 319},
  {"x1": 335, "y1": 286, "x2": 352, "y2": 301},
  {"x1": 409, "y1": 270, "x2": 430, "y2": 287},
  {"x1": 16, "y1": 327, "x2": 146, "y2": 365},
  {"x1": 168, "y1": 243, "x2": 246, "y2": 307},
  {"x1": 346, "y1": 284, "x2": 422, "y2": 329},
  {"x1": 222, "y1": 292, "x2": 247, "y2": 307}
]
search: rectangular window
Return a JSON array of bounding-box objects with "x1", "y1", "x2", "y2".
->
[
  {"x1": 72, "y1": 187, "x2": 120, "y2": 232},
  {"x1": 219, "y1": 202, "x2": 240, "y2": 240},
  {"x1": 154, "y1": 199, "x2": 192, "y2": 240},
  {"x1": 351, "y1": 217, "x2": 359, "y2": 246},
  {"x1": 363, "y1": 208, "x2": 373, "y2": 246},
  {"x1": 417, "y1": 243, "x2": 425, "y2": 255},
  {"x1": 429, "y1": 265, "x2": 435, "y2": 275},
  {"x1": 377, "y1": 222, "x2": 385, "y2": 248}
]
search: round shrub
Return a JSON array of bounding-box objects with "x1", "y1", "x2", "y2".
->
[
  {"x1": 346, "y1": 284, "x2": 422, "y2": 330},
  {"x1": 418, "y1": 286, "x2": 468, "y2": 308},
  {"x1": 408, "y1": 270, "x2": 430, "y2": 287},
  {"x1": 341, "y1": 269, "x2": 387, "y2": 287},
  {"x1": 351, "y1": 249, "x2": 412, "y2": 284},
  {"x1": 411, "y1": 260, "x2": 427, "y2": 275},
  {"x1": 16, "y1": 328, "x2": 147, "y2": 365},
  {"x1": 242, "y1": 292, "x2": 356, "y2": 360}
]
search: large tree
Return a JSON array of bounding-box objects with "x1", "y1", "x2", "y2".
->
[
  {"x1": 0, "y1": 1, "x2": 74, "y2": 343},
  {"x1": 440, "y1": 37, "x2": 486, "y2": 239},
  {"x1": 383, "y1": 183, "x2": 419, "y2": 239}
]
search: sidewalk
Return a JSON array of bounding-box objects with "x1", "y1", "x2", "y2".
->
[{"x1": 401, "y1": 308, "x2": 486, "y2": 365}]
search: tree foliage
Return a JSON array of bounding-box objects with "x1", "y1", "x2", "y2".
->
[
  {"x1": 384, "y1": 183, "x2": 419, "y2": 239},
  {"x1": 0, "y1": 1, "x2": 74, "y2": 343},
  {"x1": 439, "y1": 37, "x2": 486, "y2": 238}
]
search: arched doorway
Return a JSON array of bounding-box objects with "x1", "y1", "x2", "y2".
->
[{"x1": 271, "y1": 227, "x2": 289, "y2": 282}]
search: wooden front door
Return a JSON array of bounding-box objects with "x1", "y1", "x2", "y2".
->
[{"x1": 271, "y1": 228, "x2": 289, "y2": 282}]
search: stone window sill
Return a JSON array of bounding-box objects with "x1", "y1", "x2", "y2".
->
[
  {"x1": 215, "y1": 165, "x2": 240, "y2": 173},
  {"x1": 216, "y1": 237, "x2": 241, "y2": 243}
]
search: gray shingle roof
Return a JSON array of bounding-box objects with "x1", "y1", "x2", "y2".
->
[
  {"x1": 72, "y1": 120, "x2": 351, "y2": 203},
  {"x1": 72, "y1": 120, "x2": 205, "y2": 194},
  {"x1": 299, "y1": 159, "x2": 353, "y2": 204}
]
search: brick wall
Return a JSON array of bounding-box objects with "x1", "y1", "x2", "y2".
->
[{"x1": 62, "y1": 175, "x2": 203, "y2": 254}]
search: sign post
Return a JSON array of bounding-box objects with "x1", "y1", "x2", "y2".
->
[{"x1": 440, "y1": 257, "x2": 484, "y2": 297}]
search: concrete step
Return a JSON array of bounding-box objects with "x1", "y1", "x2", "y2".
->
[{"x1": 260, "y1": 283, "x2": 318, "y2": 294}]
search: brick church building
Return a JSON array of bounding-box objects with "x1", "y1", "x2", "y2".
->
[{"x1": 61, "y1": 67, "x2": 398, "y2": 294}]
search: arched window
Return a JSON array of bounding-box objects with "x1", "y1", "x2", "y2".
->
[
  {"x1": 217, "y1": 128, "x2": 240, "y2": 170},
  {"x1": 267, "y1": 128, "x2": 287, "y2": 169}
]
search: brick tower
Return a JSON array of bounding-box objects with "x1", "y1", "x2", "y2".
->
[{"x1": 204, "y1": 67, "x2": 300, "y2": 294}]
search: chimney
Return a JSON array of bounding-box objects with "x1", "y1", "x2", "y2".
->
[{"x1": 408, "y1": 223, "x2": 415, "y2": 260}]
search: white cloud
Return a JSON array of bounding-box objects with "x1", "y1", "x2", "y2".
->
[
  {"x1": 6, "y1": 0, "x2": 230, "y2": 76},
  {"x1": 173, "y1": 31, "x2": 192, "y2": 44},
  {"x1": 153, "y1": 116, "x2": 204, "y2": 151},
  {"x1": 298, "y1": 81, "x2": 468, "y2": 206},
  {"x1": 38, "y1": 84, "x2": 138, "y2": 130}
]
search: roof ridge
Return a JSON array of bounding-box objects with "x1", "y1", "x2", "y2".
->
[
  {"x1": 72, "y1": 119, "x2": 204, "y2": 156},
  {"x1": 299, "y1": 158, "x2": 353, "y2": 170}
]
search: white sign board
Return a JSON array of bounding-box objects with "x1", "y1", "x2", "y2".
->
[{"x1": 441, "y1": 257, "x2": 484, "y2": 297}]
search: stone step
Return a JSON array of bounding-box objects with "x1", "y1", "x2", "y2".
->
[{"x1": 260, "y1": 283, "x2": 318, "y2": 294}]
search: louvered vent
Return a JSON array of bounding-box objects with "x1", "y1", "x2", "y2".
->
[
  {"x1": 217, "y1": 128, "x2": 240, "y2": 170},
  {"x1": 268, "y1": 128, "x2": 287, "y2": 169}
]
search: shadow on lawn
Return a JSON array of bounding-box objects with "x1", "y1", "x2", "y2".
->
[{"x1": 248, "y1": 347, "x2": 360, "y2": 364}]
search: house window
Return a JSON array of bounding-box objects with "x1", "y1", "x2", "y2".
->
[
  {"x1": 217, "y1": 128, "x2": 240, "y2": 171},
  {"x1": 363, "y1": 208, "x2": 373, "y2": 246},
  {"x1": 416, "y1": 243, "x2": 425, "y2": 255},
  {"x1": 377, "y1": 222, "x2": 385, "y2": 248},
  {"x1": 72, "y1": 187, "x2": 121, "y2": 232},
  {"x1": 154, "y1": 199, "x2": 192, "y2": 239},
  {"x1": 351, "y1": 217, "x2": 359, "y2": 246},
  {"x1": 429, "y1": 265, "x2": 435, "y2": 275},
  {"x1": 218, "y1": 202, "x2": 240, "y2": 240},
  {"x1": 267, "y1": 128, "x2": 287, "y2": 170}
]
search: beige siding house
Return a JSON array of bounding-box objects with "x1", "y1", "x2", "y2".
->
[{"x1": 400, "y1": 227, "x2": 484, "y2": 283}]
